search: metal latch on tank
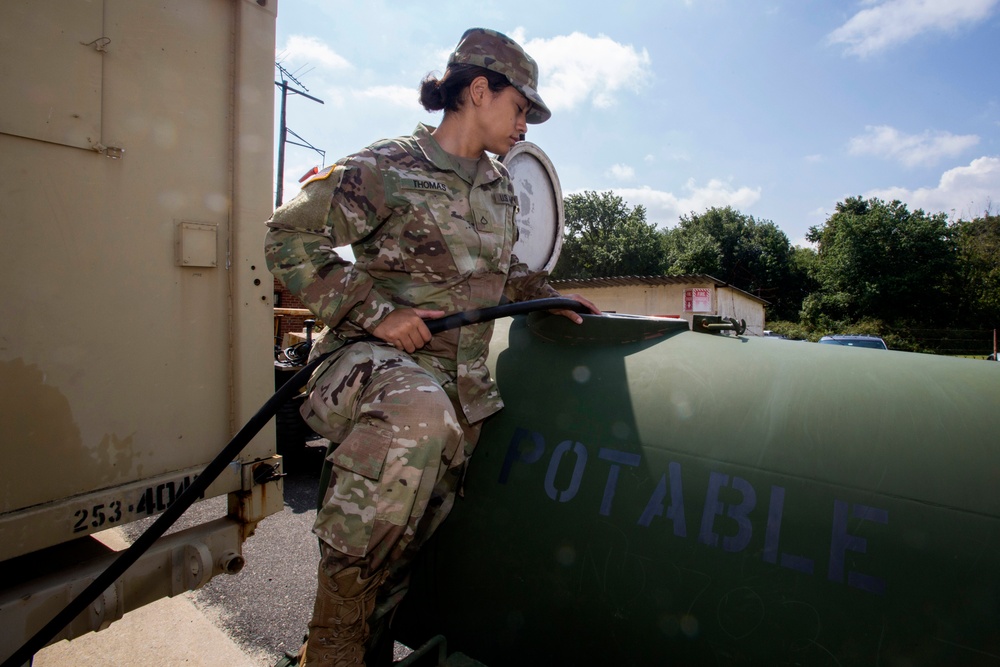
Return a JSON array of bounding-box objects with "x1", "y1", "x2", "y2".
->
[
  {"x1": 693, "y1": 314, "x2": 747, "y2": 336},
  {"x1": 252, "y1": 461, "x2": 286, "y2": 485}
]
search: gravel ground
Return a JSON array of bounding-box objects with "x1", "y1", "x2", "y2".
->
[
  {"x1": 120, "y1": 442, "x2": 326, "y2": 664},
  {"x1": 120, "y1": 440, "x2": 414, "y2": 665}
]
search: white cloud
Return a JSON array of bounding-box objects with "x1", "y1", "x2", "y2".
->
[
  {"x1": 827, "y1": 0, "x2": 999, "y2": 57},
  {"x1": 607, "y1": 178, "x2": 762, "y2": 227},
  {"x1": 848, "y1": 125, "x2": 979, "y2": 167},
  {"x1": 809, "y1": 206, "x2": 832, "y2": 220},
  {"x1": 510, "y1": 29, "x2": 652, "y2": 111},
  {"x1": 278, "y1": 35, "x2": 352, "y2": 72},
  {"x1": 354, "y1": 85, "x2": 422, "y2": 110},
  {"x1": 864, "y1": 156, "x2": 1000, "y2": 218},
  {"x1": 310, "y1": 84, "x2": 420, "y2": 112},
  {"x1": 608, "y1": 164, "x2": 636, "y2": 181}
]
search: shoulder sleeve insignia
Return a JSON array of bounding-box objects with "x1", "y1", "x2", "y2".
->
[{"x1": 301, "y1": 165, "x2": 337, "y2": 187}]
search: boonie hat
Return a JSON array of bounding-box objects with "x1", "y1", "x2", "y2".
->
[{"x1": 448, "y1": 28, "x2": 551, "y2": 124}]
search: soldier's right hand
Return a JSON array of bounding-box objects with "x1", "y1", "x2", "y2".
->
[{"x1": 373, "y1": 308, "x2": 446, "y2": 353}]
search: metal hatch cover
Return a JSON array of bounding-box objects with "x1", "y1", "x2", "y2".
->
[
  {"x1": 502, "y1": 142, "x2": 564, "y2": 274},
  {"x1": 525, "y1": 311, "x2": 689, "y2": 345}
]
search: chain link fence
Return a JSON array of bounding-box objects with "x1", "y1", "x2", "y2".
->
[{"x1": 904, "y1": 328, "x2": 998, "y2": 357}]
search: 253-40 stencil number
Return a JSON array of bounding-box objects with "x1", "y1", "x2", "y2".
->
[
  {"x1": 70, "y1": 477, "x2": 196, "y2": 534},
  {"x1": 73, "y1": 501, "x2": 123, "y2": 533}
]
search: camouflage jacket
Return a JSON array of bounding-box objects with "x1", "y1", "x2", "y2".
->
[{"x1": 265, "y1": 124, "x2": 559, "y2": 423}]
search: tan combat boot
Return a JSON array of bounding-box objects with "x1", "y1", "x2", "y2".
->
[{"x1": 301, "y1": 566, "x2": 386, "y2": 667}]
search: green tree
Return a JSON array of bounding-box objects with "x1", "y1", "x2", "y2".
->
[
  {"x1": 952, "y1": 212, "x2": 1000, "y2": 325},
  {"x1": 803, "y1": 197, "x2": 956, "y2": 326},
  {"x1": 552, "y1": 191, "x2": 664, "y2": 279},
  {"x1": 785, "y1": 245, "x2": 821, "y2": 320},
  {"x1": 662, "y1": 206, "x2": 804, "y2": 320}
]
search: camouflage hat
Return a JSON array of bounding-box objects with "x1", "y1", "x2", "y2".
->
[{"x1": 448, "y1": 28, "x2": 551, "y2": 124}]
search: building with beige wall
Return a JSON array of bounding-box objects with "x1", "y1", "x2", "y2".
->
[{"x1": 550, "y1": 274, "x2": 768, "y2": 336}]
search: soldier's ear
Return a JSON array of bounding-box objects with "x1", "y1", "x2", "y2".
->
[{"x1": 468, "y1": 76, "x2": 490, "y2": 108}]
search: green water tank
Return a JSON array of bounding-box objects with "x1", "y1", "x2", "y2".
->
[{"x1": 396, "y1": 312, "x2": 1000, "y2": 666}]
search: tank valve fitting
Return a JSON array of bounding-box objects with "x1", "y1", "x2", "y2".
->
[{"x1": 694, "y1": 315, "x2": 747, "y2": 336}]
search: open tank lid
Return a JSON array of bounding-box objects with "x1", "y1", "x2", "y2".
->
[{"x1": 502, "y1": 141, "x2": 564, "y2": 273}]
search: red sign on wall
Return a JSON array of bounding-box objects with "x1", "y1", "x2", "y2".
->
[{"x1": 684, "y1": 288, "x2": 712, "y2": 312}]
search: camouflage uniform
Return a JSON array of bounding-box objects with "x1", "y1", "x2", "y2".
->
[
  {"x1": 265, "y1": 122, "x2": 558, "y2": 582},
  {"x1": 266, "y1": 28, "x2": 557, "y2": 664}
]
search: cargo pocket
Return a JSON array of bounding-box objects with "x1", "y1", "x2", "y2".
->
[
  {"x1": 313, "y1": 422, "x2": 394, "y2": 557},
  {"x1": 328, "y1": 421, "x2": 393, "y2": 479}
]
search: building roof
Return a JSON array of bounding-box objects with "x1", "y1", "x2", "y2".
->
[{"x1": 549, "y1": 274, "x2": 770, "y2": 305}]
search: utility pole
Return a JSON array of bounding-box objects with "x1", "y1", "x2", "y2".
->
[{"x1": 275, "y1": 62, "x2": 325, "y2": 208}]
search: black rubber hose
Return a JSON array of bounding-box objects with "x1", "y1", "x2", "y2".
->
[
  {"x1": 425, "y1": 297, "x2": 591, "y2": 334},
  {"x1": 2, "y1": 297, "x2": 590, "y2": 667}
]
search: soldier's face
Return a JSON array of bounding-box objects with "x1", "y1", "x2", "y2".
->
[{"x1": 481, "y1": 86, "x2": 530, "y2": 155}]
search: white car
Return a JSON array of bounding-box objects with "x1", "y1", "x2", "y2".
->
[{"x1": 818, "y1": 334, "x2": 888, "y2": 350}]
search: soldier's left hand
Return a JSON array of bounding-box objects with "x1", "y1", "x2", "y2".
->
[{"x1": 551, "y1": 294, "x2": 601, "y2": 324}]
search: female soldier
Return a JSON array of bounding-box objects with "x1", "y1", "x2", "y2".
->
[{"x1": 265, "y1": 28, "x2": 598, "y2": 666}]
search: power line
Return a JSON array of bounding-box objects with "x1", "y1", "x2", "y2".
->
[{"x1": 274, "y1": 62, "x2": 325, "y2": 208}]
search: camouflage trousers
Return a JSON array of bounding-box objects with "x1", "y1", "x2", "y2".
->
[{"x1": 301, "y1": 342, "x2": 482, "y2": 612}]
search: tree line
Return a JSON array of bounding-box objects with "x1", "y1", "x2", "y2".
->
[{"x1": 551, "y1": 191, "x2": 1000, "y2": 354}]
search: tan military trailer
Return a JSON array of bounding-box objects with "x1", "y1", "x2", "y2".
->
[{"x1": 0, "y1": 0, "x2": 281, "y2": 662}]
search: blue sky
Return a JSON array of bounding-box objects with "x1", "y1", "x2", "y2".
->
[{"x1": 273, "y1": 0, "x2": 1000, "y2": 247}]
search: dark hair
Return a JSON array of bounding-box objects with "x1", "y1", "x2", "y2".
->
[{"x1": 419, "y1": 64, "x2": 510, "y2": 114}]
